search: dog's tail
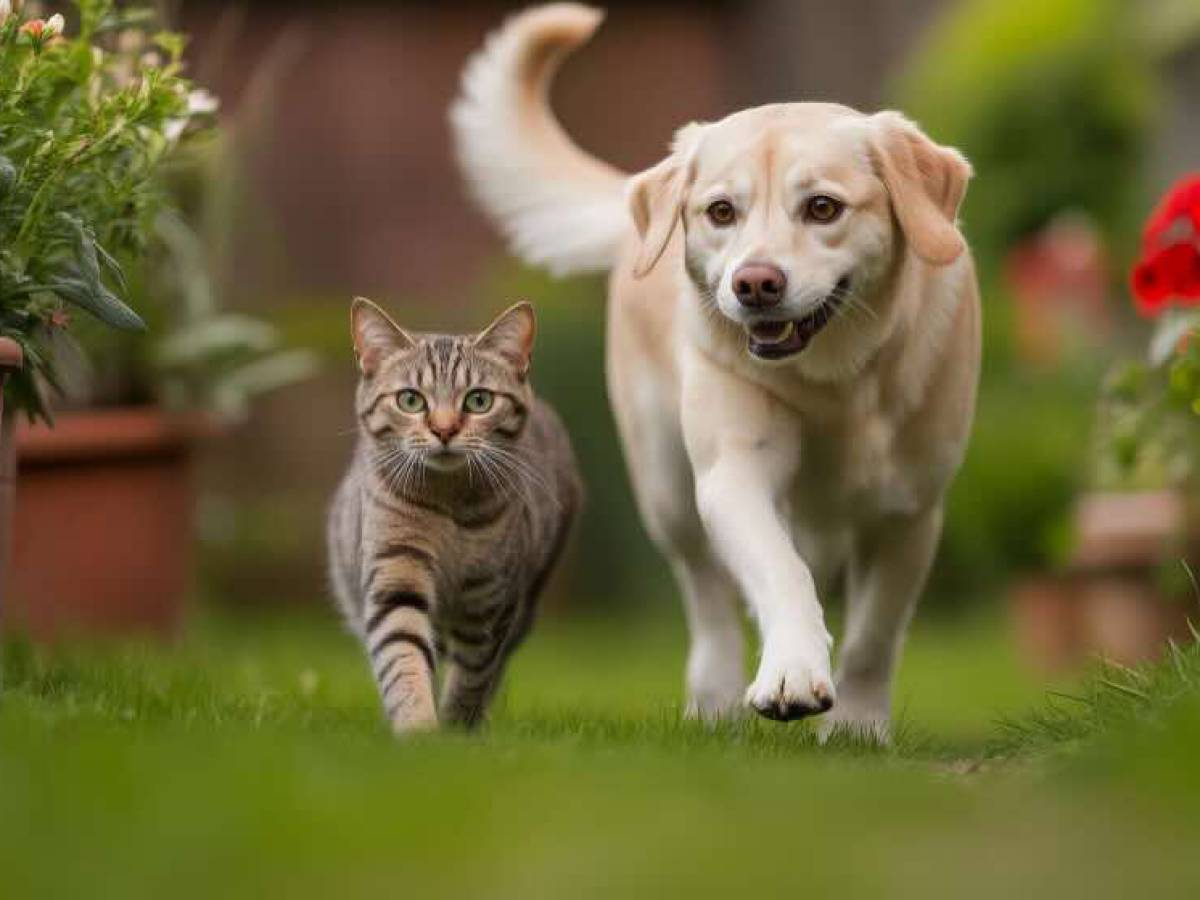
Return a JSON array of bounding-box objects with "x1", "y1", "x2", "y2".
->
[{"x1": 450, "y1": 4, "x2": 628, "y2": 276}]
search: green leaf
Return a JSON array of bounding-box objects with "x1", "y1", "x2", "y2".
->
[
  {"x1": 22, "y1": 275, "x2": 147, "y2": 332},
  {"x1": 59, "y1": 278, "x2": 145, "y2": 332}
]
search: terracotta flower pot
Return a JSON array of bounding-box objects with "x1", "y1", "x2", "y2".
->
[
  {"x1": 0, "y1": 337, "x2": 23, "y2": 605},
  {"x1": 2, "y1": 407, "x2": 214, "y2": 641},
  {"x1": 1012, "y1": 575, "x2": 1084, "y2": 672},
  {"x1": 1012, "y1": 490, "x2": 1197, "y2": 672}
]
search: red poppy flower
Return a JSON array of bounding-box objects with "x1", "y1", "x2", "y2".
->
[
  {"x1": 1143, "y1": 174, "x2": 1200, "y2": 252},
  {"x1": 1132, "y1": 174, "x2": 1200, "y2": 316},
  {"x1": 1132, "y1": 243, "x2": 1200, "y2": 315},
  {"x1": 1132, "y1": 257, "x2": 1173, "y2": 316}
]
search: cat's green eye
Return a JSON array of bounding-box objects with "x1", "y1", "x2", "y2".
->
[
  {"x1": 396, "y1": 389, "x2": 427, "y2": 414},
  {"x1": 463, "y1": 389, "x2": 494, "y2": 414}
]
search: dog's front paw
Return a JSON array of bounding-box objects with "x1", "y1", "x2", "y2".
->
[{"x1": 745, "y1": 633, "x2": 834, "y2": 721}]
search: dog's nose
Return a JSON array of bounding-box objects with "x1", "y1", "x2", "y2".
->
[{"x1": 733, "y1": 264, "x2": 787, "y2": 308}]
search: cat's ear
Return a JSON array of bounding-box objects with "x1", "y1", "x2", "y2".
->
[
  {"x1": 351, "y1": 297, "x2": 414, "y2": 377},
  {"x1": 476, "y1": 302, "x2": 536, "y2": 377}
]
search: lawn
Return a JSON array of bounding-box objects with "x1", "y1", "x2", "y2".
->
[{"x1": 2, "y1": 605, "x2": 1199, "y2": 899}]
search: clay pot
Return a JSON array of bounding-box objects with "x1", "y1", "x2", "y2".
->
[
  {"x1": 1012, "y1": 490, "x2": 1197, "y2": 672},
  {"x1": 1080, "y1": 574, "x2": 1192, "y2": 667},
  {"x1": 1012, "y1": 575, "x2": 1083, "y2": 672},
  {"x1": 2, "y1": 407, "x2": 214, "y2": 641},
  {"x1": 0, "y1": 337, "x2": 23, "y2": 606}
]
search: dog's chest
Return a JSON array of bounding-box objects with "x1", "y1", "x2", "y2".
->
[{"x1": 784, "y1": 407, "x2": 928, "y2": 528}]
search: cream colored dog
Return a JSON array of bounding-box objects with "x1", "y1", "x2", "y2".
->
[{"x1": 452, "y1": 4, "x2": 979, "y2": 737}]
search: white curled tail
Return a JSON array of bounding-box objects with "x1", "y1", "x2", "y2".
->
[{"x1": 450, "y1": 4, "x2": 629, "y2": 276}]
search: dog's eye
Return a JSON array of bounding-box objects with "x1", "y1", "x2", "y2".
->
[
  {"x1": 805, "y1": 195, "x2": 844, "y2": 223},
  {"x1": 706, "y1": 200, "x2": 736, "y2": 227},
  {"x1": 396, "y1": 389, "x2": 427, "y2": 414}
]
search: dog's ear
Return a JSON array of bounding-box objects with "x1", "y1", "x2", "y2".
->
[
  {"x1": 475, "y1": 301, "x2": 536, "y2": 377},
  {"x1": 628, "y1": 123, "x2": 704, "y2": 278},
  {"x1": 351, "y1": 297, "x2": 415, "y2": 377},
  {"x1": 869, "y1": 112, "x2": 972, "y2": 266}
]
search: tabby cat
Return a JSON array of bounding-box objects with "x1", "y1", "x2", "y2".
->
[{"x1": 327, "y1": 298, "x2": 581, "y2": 733}]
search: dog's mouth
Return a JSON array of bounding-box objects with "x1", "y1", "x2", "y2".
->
[{"x1": 745, "y1": 277, "x2": 850, "y2": 361}]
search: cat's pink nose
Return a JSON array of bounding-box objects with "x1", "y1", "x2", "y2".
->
[{"x1": 429, "y1": 416, "x2": 460, "y2": 444}]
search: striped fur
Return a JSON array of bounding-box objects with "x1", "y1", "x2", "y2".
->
[{"x1": 328, "y1": 300, "x2": 582, "y2": 733}]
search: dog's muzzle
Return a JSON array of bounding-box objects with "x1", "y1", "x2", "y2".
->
[{"x1": 744, "y1": 276, "x2": 851, "y2": 360}]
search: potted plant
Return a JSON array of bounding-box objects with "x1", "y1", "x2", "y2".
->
[
  {"x1": 1015, "y1": 174, "x2": 1200, "y2": 670},
  {"x1": 0, "y1": 1, "x2": 314, "y2": 639},
  {"x1": 0, "y1": 336, "x2": 22, "y2": 596}
]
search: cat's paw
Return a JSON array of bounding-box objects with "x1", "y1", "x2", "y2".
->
[
  {"x1": 390, "y1": 711, "x2": 439, "y2": 736},
  {"x1": 745, "y1": 630, "x2": 834, "y2": 722}
]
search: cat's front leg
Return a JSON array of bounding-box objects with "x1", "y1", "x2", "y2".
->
[
  {"x1": 438, "y1": 599, "x2": 516, "y2": 729},
  {"x1": 363, "y1": 588, "x2": 439, "y2": 733}
]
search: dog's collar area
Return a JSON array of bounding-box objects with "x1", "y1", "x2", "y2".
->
[{"x1": 745, "y1": 276, "x2": 851, "y2": 360}]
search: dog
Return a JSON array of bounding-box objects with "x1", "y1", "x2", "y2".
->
[{"x1": 451, "y1": 4, "x2": 979, "y2": 738}]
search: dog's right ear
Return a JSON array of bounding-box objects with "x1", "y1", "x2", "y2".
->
[
  {"x1": 351, "y1": 297, "x2": 414, "y2": 377},
  {"x1": 869, "y1": 112, "x2": 972, "y2": 266},
  {"x1": 628, "y1": 123, "x2": 704, "y2": 278}
]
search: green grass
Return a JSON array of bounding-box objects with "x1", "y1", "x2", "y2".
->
[{"x1": 2, "y1": 607, "x2": 1199, "y2": 899}]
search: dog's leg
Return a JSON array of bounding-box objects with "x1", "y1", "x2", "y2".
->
[
  {"x1": 823, "y1": 505, "x2": 944, "y2": 743},
  {"x1": 681, "y1": 354, "x2": 834, "y2": 721},
  {"x1": 608, "y1": 350, "x2": 745, "y2": 719},
  {"x1": 669, "y1": 549, "x2": 745, "y2": 719}
]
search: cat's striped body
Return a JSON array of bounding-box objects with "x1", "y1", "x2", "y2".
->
[{"x1": 328, "y1": 301, "x2": 581, "y2": 732}]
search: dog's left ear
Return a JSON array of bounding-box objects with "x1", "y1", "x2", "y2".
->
[
  {"x1": 870, "y1": 112, "x2": 972, "y2": 266},
  {"x1": 628, "y1": 123, "x2": 705, "y2": 278},
  {"x1": 476, "y1": 301, "x2": 536, "y2": 377}
]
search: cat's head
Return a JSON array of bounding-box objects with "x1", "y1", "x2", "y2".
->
[{"x1": 350, "y1": 298, "x2": 536, "y2": 474}]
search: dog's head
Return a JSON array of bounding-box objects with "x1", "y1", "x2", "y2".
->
[{"x1": 629, "y1": 104, "x2": 971, "y2": 374}]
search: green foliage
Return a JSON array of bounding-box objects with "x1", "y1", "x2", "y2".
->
[
  {"x1": 0, "y1": 2, "x2": 313, "y2": 421},
  {"x1": 1095, "y1": 310, "x2": 1200, "y2": 490},
  {"x1": 0, "y1": 0, "x2": 198, "y2": 419},
  {"x1": 934, "y1": 371, "x2": 1092, "y2": 598},
  {"x1": 141, "y1": 200, "x2": 319, "y2": 421},
  {"x1": 894, "y1": 0, "x2": 1154, "y2": 276}
]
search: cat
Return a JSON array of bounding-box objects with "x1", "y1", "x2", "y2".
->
[{"x1": 327, "y1": 298, "x2": 582, "y2": 733}]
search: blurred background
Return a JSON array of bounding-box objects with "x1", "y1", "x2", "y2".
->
[{"x1": 6, "y1": 0, "x2": 1200, "y2": 680}]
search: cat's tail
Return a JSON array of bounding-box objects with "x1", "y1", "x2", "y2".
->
[{"x1": 450, "y1": 4, "x2": 629, "y2": 277}]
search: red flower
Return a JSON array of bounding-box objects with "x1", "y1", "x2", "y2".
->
[
  {"x1": 1131, "y1": 174, "x2": 1200, "y2": 317},
  {"x1": 1132, "y1": 257, "x2": 1172, "y2": 316},
  {"x1": 1143, "y1": 174, "x2": 1200, "y2": 251}
]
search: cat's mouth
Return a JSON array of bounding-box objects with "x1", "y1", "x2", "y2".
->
[
  {"x1": 745, "y1": 277, "x2": 850, "y2": 361},
  {"x1": 424, "y1": 449, "x2": 468, "y2": 472}
]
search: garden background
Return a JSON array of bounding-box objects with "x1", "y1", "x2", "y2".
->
[{"x1": 3, "y1": 0, "x2": 1200, "y2": 897}]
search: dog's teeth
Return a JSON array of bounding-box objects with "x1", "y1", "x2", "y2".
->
[{"x1": 753, "y1": 321, "x2": 795, "y2": 345}]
